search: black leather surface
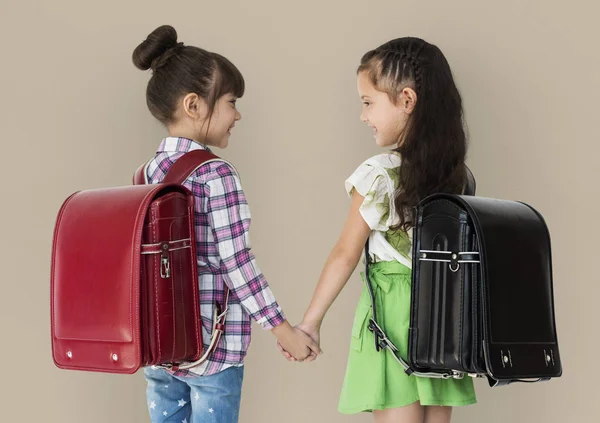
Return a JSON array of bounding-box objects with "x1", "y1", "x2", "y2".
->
[{"x1": 409, "y1": 193, "x2": 562, "y2": 383}]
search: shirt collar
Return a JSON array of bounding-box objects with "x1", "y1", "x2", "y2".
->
[{"x1": 156, "y1": 137, "x2": 211, "y2": 154}]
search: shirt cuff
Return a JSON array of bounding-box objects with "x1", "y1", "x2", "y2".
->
[{"x1": 254, "y1": 305, "x2": 286, "y2": 330}]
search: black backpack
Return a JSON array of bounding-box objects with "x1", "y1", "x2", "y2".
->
[{"x1": 365, "y1": 166, "x2": 562, "y2": 387}]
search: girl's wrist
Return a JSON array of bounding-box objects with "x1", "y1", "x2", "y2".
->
[
  {"x1": 301, "y1": 313, "x2": 323, "y2": 330},
  {"x1": 271, "y1": 320, "x2": 293, "y2": 340}
]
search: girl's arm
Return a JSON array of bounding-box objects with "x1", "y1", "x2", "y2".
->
[
  {"x1": 203, "y1": 164, "x2": 320, "y2": 360},
  {"x1": 301, "y1": 189, "x2": 371, "y2": 334}
]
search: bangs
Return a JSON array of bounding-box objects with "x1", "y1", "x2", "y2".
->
[{"x1": 212, "y1": 53, "x2": 245, "y2": 99}]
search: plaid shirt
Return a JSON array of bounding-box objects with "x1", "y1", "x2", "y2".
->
[{"x1": 146, "y1": 137, "x2": 286, "y2": 376}]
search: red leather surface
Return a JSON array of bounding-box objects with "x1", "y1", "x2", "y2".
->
[
  {"x1": 51, "y1": 183, "x2": 201, "y2": 373},
  {"x1": 141, "y1": 191, "x2": 201, "y2": 366}
]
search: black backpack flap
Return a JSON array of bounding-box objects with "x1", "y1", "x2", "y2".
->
[
  {"x1": 409, "y1": 197, "x2": 482, "y2": 375},
  {"x1": 443, "y1": 195, "x2": 562, "y2": 383}
]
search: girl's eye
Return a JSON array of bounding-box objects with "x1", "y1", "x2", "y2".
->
[{"x1": 363, "y1": 101, "x2": 371, "y2": 107}]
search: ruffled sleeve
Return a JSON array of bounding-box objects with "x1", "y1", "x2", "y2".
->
[{"x1": 344, "y1": 160, "x2": 393, "y2": 231}]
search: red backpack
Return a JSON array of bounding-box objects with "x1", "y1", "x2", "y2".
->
[{"x1": 51, "y1": 150, "x2": 228, "y2": 373}]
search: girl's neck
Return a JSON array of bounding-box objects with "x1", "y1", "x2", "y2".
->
[{"x1": 167, "y1": 126, "x2": 208, "y2": 147}]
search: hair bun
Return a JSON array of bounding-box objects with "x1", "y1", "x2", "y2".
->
[{"x1": 132, "y1": 25, "x2": 179, "y2": 71}]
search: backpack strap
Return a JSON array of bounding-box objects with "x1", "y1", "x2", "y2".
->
[
  {"x1": 133, "y1": 150, "x2": 220, "y2": 186},
  {"x1": 463, "y1": 165, "x2": 476, "y2": 196},
  {"x1": 364, "y1": 239, "x2": 462, "y2": 379},
  {"x1": 163, "y1": 150, "x2": 220, "y2": 184},
  {"x1": 133, "y1": 162, "x2": 149, "y2": 185}
]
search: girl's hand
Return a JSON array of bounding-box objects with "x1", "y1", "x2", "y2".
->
[
  {"x1": 277, "y1": 321, "x2": 321, "y2": 363},
  {"x1": 272, "y1": 321, "x2": 321, "y2": 362}
]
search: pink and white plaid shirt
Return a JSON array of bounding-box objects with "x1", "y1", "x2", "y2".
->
[{"x1": 146, "y1": 137, "x2": 286, "y2": 376}]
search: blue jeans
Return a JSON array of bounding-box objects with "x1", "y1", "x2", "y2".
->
[{"x1": 144, "y1": 366, "x2": 244, "y2": 423}]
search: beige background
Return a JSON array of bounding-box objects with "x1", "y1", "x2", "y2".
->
[{"x1": 1, "y1": 0, "x2": 598, "y2": 421}]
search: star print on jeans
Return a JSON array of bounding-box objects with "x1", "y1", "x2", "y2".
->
[{"x1": 178, "y1": 399, "x2": 187, "y2": 407}]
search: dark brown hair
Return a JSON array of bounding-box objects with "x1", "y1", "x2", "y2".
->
[
  {"x1": 132, "y1": 25, "x2": 245, "y2": 127},
  {"x1": 358, "y1": 37, "x2": 467, "y2": 231}
]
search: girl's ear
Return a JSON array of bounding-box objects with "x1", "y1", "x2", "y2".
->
[
  {"x1": 182, "y1": 93, "x2": 208, "y2": 120},
  {"x1": 399, "y1": 87, "x2": 418, "y2": 115}
]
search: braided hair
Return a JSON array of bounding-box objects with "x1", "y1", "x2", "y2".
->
[{"x1": 358, "y1": 37, "x2": 467, "y2": 232}]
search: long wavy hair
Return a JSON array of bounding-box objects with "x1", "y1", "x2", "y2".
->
[{"x1": 358, "y1": 37, "x2": 467, "y2": 231}]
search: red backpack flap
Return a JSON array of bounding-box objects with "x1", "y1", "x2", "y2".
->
[
  {"x1": 131, "y1": 149, "x2": 234, "y2": 371},
  {"x1": 50, "y1": 183, "x2": 195, "y2": 373}
]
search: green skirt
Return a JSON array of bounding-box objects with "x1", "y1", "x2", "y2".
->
[{"x1": 338, "y1": 260, "x2": 477, "y2": 414}]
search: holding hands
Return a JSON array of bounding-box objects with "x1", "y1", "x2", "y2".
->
[
  {"x1": 275, "y1": 321, "x2": 321, "y2": 363},
  {"x1": 272, "y1": 321, "x2": 321, "y2": 363}
]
